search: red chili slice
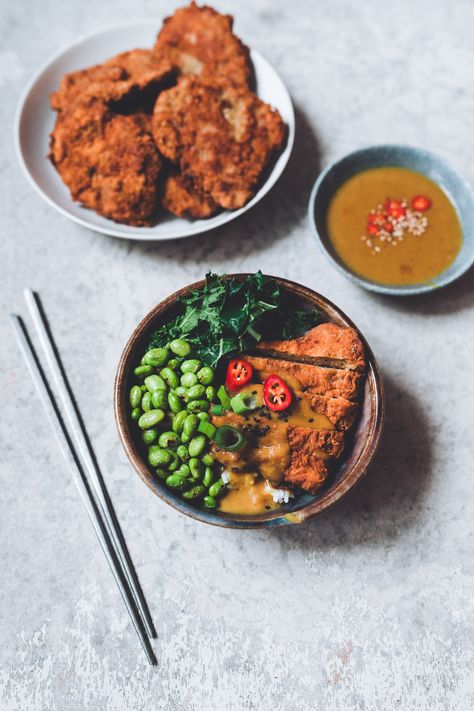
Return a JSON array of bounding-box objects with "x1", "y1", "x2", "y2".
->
[
  {"x1": 367, "y1": 224, "x2": 379, "y2": 236},
  {"x1": 384, "y1": 199, "x2": 406, "y2": 219},
  {"x1": 263, "y1": 374, "x2": 292, "y2": 412},
  {"x1": 226, "y1": 358, "x2": 253, "y2": 390},
  {"x1": 411, "y1": 195, "x2": 432, "y2": 212}
]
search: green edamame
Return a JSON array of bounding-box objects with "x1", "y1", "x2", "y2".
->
[
  {"x1": 172, "y1": 410, "x2": 187, "y2": 433},
  {"x1": 168, "y1": 391, "x2": 184, "y2": 414},
  {"x1": 197, "y1": 412, "x2": 210, "y2": 422},
  {"x1": 134, "y1": 365, "x2": 153, "y2": 378},
  {"x1": 167, "y1": 358, "x2": 181, "y2": 370},
  {"x1": 188, "y1": 435, "x2": 206, "y2": 458},
  {"x1": 160, "y1": 367, "x2": 179, "y2": 389},
  {"x1": 138, "y1": 409, "x2": 165, "y2": 429},
  {"x1": 144, "y1": 348, "x2": 169, "y2": 367},
  {"x1": 186, "y1": 384, "x2": 206, "y2": 401},
  {"x1": 189, "y1": 457, "x2": 204, "y2": 479},
  {"x1": 181, "y1": 372, "x2": 198, "y2": 388},
  {"x1": 182, "y1": 485, "x2": 206, "y2": 500},
  {"x1": 176, "y1": 444, "x2": 190, "y2": 461},
  {"x1": 155, "y1": 468, "x2": 169, "y2": 481},
  {"x1": 202, "y1": 453, "x2": 214, "y2": 466},
  {"x1": 181, "y1": 359, "x2": 201, "y2": 374},
  {"x1": 165, "y1": 474, "x2": 187, "y2": 490},
  {"x1": 167, "y1": 450, "x2": 180, "y2": 471},
  {"x1": 141, "y1": 391, "x2": 152, "y2": 412},
  {"x1": 148, "y1": 446, "x2": 171, "y2": 468},
  {"x1": 131, "y1": 407, "x2": 141, "y2": 422},
  {"x1": 208, "y1": 479, "x2": 226, "y2": 498},
  {"x1": 169, "y1": 339, "x2": 191, "y2": 357},
  {"x1": 205, "y1": 386, "x2": 217, "y2": 402},
  {"x1": 151, "y1": 389, "x2": 167, "y2": 409},
  {"x1": 159, "y1": 431, "x2": 180, "y2": 449},
  {"x1": 176, "y1": 464, "x2": 191, "y2": 478},
  {"x1": 181, "y1": 432, "x2": 191, "y2": 444},
  {"x1": 187, "y1": 399, "x2": 209, "y2": 413},
  {"x1": 183, "y1": 414, "x2": 199, "y2": 437},
  {"x1": 203, "y1": 496, "x2": 217, "y2": 509},
  {"x1": 174, "y1": 386, "x2": 188, "y2": 400},
  {"x1": 144, "y1": 374, "x2": 167, "y2": 393},
  {"x1": 197, "y1": 367, "x2": 214, "y2": 385},
  {"x1": 129, "y1": 385, "x2": 142, "y2": 408},
  {"x1": 142, "y1": 428, "x2": 158, "y2": 446},
  {"x1": 203, "y1": 466, "x2": 214, "y2": 487}
]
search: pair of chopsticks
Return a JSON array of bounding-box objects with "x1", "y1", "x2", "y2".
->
[{"x1": 10, "y1": 290, "x2": 157, "y2": 666}]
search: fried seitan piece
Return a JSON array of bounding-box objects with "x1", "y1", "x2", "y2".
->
[
  {"x1": 49, "y1": 100, "x2": 162, "y2": 226},
  {"x1": 245, "y1": 355, "x2": 363, "y2": 401},
  {"x1": 50, "y1": 49, "x2": 174, "y2": 112},
  {"x1": 256, "y1": 323, "x2": 366, "y2": 371},
  {"x1": 161, "y1": 167, "x2": 219, "y2": 218},
  {"x1": 153, "y1": 2, "x2": 251, "y2": 88},
  {"x1": 152, "y1": 76, "x2": 286, "y2": 209}
]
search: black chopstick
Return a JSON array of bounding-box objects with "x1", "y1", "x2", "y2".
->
[{"x1": 10, "y1": 312, "x2": 157, "y2": 666}]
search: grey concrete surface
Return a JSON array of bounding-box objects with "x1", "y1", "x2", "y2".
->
[{"x1": 1, "y1": 0, "x2": 474, "y2": 709}]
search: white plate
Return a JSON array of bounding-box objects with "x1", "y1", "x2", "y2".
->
[{"x1": 15, "y1": 21, "x2": 295, "y2": 241}]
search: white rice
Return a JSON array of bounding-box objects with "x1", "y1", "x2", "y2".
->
[
  {"x1": 264, "y1": 481, "x2": 294, "y2": 504},
  {"x1": 221, "y1": 470, "x2": 231, "y2": 485}
]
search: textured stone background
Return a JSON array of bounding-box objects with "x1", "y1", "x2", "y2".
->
[{"x1": 1, "y1": 1, "x2": 474, "y2": 709}]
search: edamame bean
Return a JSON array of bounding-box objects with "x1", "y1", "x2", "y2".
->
[
  {"x1": 197, "y1": 367, "x2": 214, "y2": 385},
  {"x1": 181, "y1": 372, "x2": 198, "y2": 388},
  {"x1": 203, "y1": 496, "x2": 217, "y2": 509},
  {"x1": 159, "y1": 431, "x2": 180, "y2": 449},
  {"x1": 131, "y1": 407, "x2": 141, "y2": 422},
  {"x1": 142, "y1": 428, "x2": 158, "y2": 446},
  {"x1": 172, "y1": 410, "x2": 187, "y2": 434},
  {"x1": 205, "y1": 386, "x2": 217, "y2": 402},
  {"x1": 189, "y1": 457, "x2": 204, "y2": 480},
  {"x1": 129, "y1": 385, "x2": 142, "y2": 408},
  {"x1": 208, "y1": 479, "x2": 226, "y2": 498},
  {"x1": 174, "y1": 386, "x2": 188, "y2": 400},
  {"x1": 181, "y1": 359, "x2": 201, "y2": 374},
  {"x1": 176, "y1": 445, "x2": 189, "y2": 462},
  {"x1": 167, "y1": 358, "x2": 181, "y2": 370},
  {"x1": 165, "y1": 474, "x2": 187, "y2": 490},
  {"x1": 169, "y1": 339, "x2": 191, "y2": 357},
  {"x1": 138, "y1": 409, "x2": 165, "y2": 429},
  {"x1": 151, "y1": 389, "x2": 167, "y2": 409},
  {"x1": 141, "y1": 392, "x2": 152, "y2": 412},
  {"x1": 188, "y1": 435, "x2": 206, "y2": 458},
  {"x1": 183, "y1": 414, "x2": 199, "y2": 437},
  {"x1": 202, "y1": 453, "x2": 214, "y2": 466},
  {"x1": 167, "y1": 450, "x2": 180, "y2": 471},
  {"x1": 176, "y1": 464, "x2": 190, "y2": 478},
  {"x1": 144, "y1": 374, "x2": 167, "y2": 393},
  {"x1": 197, "y1": 412, "x2": 210, "y2": 422},
  {"x1": 168, "y1": 391, "x2": 184, "y2": 414},
  {"x1": 160, "y1": 367, "x2": 179, "y2": 389},
  {"x1": 187, "y1": 399, "x2": 209, "y2": 413},
  {"x1": 148, "y1": 446, "x2": 171, "y2": 468},
  {"x1": 186, "y1": 384, "x2": 206, "y2": 401},
  {"x1": 203, "y1": 466, "x2": 214, "y2": 487},
  {"x1": 155, "y1": 468, "x2": 169, "y2": 481},
  {"x1": 134, "y1": 365, "x2": 153, "y2": 378},
  {"x1": 181, "y1": 432, "x2": 191, "y2": 444},
  {"x1": 144, "y1": 348, "x2": 169, "y2": 367},
  {"x1": 182, "y1": 485, "x2": 206, "y2": 500}
]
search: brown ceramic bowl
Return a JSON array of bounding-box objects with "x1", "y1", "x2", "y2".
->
[{"x1": 114, "y1": 275, "x2": 384, "y2": 529}]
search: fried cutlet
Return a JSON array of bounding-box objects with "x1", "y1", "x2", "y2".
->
[
  {"x1": 49, "y1": 100, "x2": 162, "y2": 226},
  {"x1": 153, "y1": 2, "x2": 251, "y2": 87},
  {"x1": 256, "y1": 323, "x2": 366, "y2": 371},
  {"x1": 245, "y1": 355, "x2": 363, "y2": 400},
  {"x1": 50, "y1": 49, "x2": 174, "y2": 112},
  {"x1": 152, "y1": 76, "x2": 286, "y2": 209},
  {"x1": 160, "y1": 167, "x2": 219, "y2": 218}
]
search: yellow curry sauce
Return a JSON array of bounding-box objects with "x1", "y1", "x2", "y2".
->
[{"x1": 327, "y1": 167, "x2": 462, "y2": 286}]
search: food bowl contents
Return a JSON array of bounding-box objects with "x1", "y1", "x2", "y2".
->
[
  {"x1": 127, "y1": 273, "x2": 366, "y2": 515},
  {"x1": 327, "y1": 167, "x2": 462, "y2": 286},
  {"x1": 48, "y1": 2, "x2": 286, "y2": 225}
]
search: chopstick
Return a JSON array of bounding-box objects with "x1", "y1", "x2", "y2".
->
[
  {"x1": 23, "y1": 288, "x2": 156, "y2": 641},
  {"x1": 10, "y1": 311, "x2": 157, "y2": 666}
]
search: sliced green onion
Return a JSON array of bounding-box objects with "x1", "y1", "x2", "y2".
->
[
  {"x1": 217, "y1": 385, "x2": 231, "y2": 409},
  {"x1": 211, "y1": 404, "x2": 225, "y2": 416},
  {"x1": 212, "y1": 425, "x2": 246, "y2": 452},
  {"x1": 197, "y1": 420, "x2": 217, "y2": 438},
  {"x1": 230, "y1": 391, "x2": 258, "y2": 415}
]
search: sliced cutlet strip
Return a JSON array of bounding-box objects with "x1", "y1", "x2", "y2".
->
[
  {"x1": 284, "y1": 427, "x2": 345, "y2": 494},
  {"x1": 245, "y1": 355, "x2": 363, "y2": 401},
  {"x1": 256, "y1": 322, "x2": 366, "y2": 371},
  {"x1": 300, "y1": 391, "x2": 358, "y2": 432}
]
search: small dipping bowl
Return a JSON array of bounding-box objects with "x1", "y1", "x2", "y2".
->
[{"x1": 308, "y1": 144, "x2": 474, "y2": 295}]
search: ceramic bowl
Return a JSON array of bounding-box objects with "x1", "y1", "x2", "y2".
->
[
  {"x1": 114, "y1": 275, "x2": 384, "y2": 528},
  {"x1": 308, "y1": 144, "x2": 474, "y2": 295}
]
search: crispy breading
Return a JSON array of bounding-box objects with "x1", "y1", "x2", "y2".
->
[
  {"x1": 153, "y1": 2, "x2": 251, "y2": 87},
  {"x1": 152, "y1": 76, "x2": 286, "y2": 209},
  {"x1": 257, "y1": 323, "x2": 366, "y2": 371},
  {"x1": 160, "y1": 167, "x2": 218, "y2": 218},
  {"x1": 49, "y1": 100, "x2": 162, "y2": 226},
  {"x1": 50, "y1": 49, "x2": 174, "y2": 111},
  {"x1": 300, "y1": 392, "x2": 358, "y2": 431},
  {"x1": 245, "y1": 355, "x2": 363, "y2": 400}
]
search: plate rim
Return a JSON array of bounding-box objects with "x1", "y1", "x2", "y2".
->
[{"x1": 14, "y1": 20, "x2": 295, "y2": 241}]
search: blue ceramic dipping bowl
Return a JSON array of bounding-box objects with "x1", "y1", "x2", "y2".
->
[{"x1": 308, "y1": 144, "x2": 474, "y2": 295}]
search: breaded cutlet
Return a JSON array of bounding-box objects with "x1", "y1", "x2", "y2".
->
[
  {"x1": 49, "y1": 100, "x2": 162, "y2": 226},
  {"x1": 153, "y1": 2, "x2": 251, "y2": 88},
  {"x1": 152, "y1": 76, "x2": 286, "y2": 209},
  {"x1": 160, "y1": 168, "x2": 219, "y2": 218}
]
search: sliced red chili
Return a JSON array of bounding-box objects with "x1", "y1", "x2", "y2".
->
[
  {"x1": 226, "y1": 358, "x2": 253, "y2": 391},
  {"x1": 263, "y1": 374, "x2": 292, "y2": 412},
  {"x1": 411, "y1": 195, "x2": 432, "y2": 212},
  {"x1": 384, "y1": 198, "x2": 406, "y2": 219}
]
